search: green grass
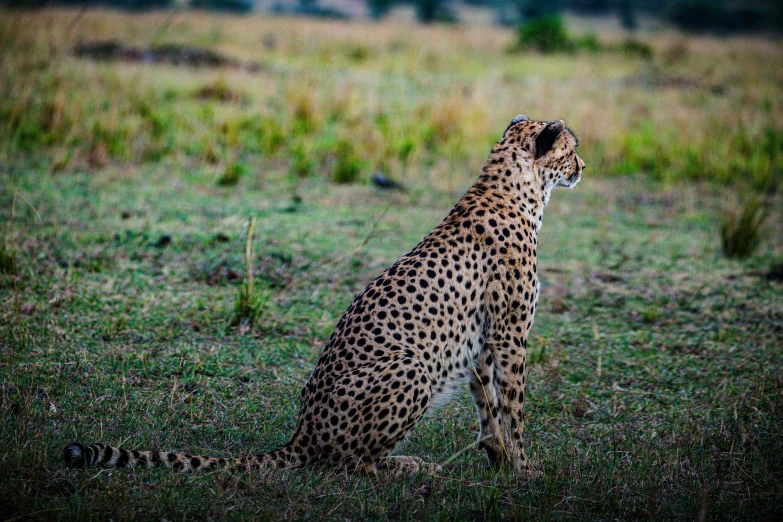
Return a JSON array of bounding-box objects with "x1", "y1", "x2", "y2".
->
[
  {"x1": 1, "y1": 9, "x2": 781, "y2": 190},
  {"x1": 721, "y1": 197, "x2": 769, "y2": 259},
  {"x1": 0, "y1": 240, "x2": 15, "y2": 274},
  {"x1": 1, "y1": 162, "x2": 782, "y2": 520},
  {"x1": 1, "y1": 8, "x2": 782, "y2": 521},
  {"x1": 217, "y1": 160, "x2": 247, "y2": 187}
]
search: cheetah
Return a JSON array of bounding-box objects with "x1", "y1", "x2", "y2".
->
[{"x1": 63, "y1": 115, "x2": 585, "y2": 476}]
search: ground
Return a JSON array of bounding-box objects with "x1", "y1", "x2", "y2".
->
[
  {"x1": 2, "y1": 166, "x2": 782, "y2": 520},
  {"x1": 1, "y1": 8, "x2": 782, "y2": 522}
]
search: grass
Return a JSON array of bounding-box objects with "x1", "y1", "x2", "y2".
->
[
  {"x1": 1, "y1": 163, "x2": 782, "y2": 520},
  {"x1": 230, "y1": 217, "x2": 270, "y2": 329},
  {"x1": 331, "y1": 139, "x2": 364, "y2": 184},
  {"x1": 720, "y1": 197, "x2": 769, "y2": 258},
  {"x1": 0, "y1": 240, "x2": 15, "y2": 274},
  {"x1": 1, "y1": 9, "x2": 781, "y2": 190},
  {"x1": 217, "y1": 160, "x2": 247, "y2": 186},
  {"x1": 0, "y1": 7, "x2": 782, "y2": 521}
]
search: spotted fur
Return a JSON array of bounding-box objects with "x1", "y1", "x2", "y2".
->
[{"x1": 63, "y1": 116, "x2": 585, "y2": 476}]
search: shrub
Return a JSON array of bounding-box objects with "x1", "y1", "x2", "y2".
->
[
  {"x1": 720, "y1": 197, "x2": 768, "y2": 259},
  {"x1": 514, "y1": 18, "x2": 652, "y2": 58},
  {"x1": 515, "y1": 15, "x2": 574, "y2": 53}
]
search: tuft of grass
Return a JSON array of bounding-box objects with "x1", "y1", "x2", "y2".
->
[
  {"x1": 663, "y1": 38, "x2": 689, "y2": 64},
  {"x1": 618, "y1": 38, "x2": 653, "y2": 59},
  {"x1": 480, "y1": 482, "x2": 502, "y2": 521},
  {"x1": 343, "y1": 43, "x2": 370, "y2": 63},
  {"x1": 574, "y1": 32, "x2": 602, "y2": 53},
  {"x1": 218, "y1": 160, "x2": 248, "y2": 187},
  {"x1": 289, "y1": 142, "x2": 314, "y2": 178},
  {"x1": 195, "y1": 76, "x2": 245, "y2": 103},
  {"x1": 332, "y1": 140, "x2": 363, "y2": 184},
  {"x1": 289, "y1": 89, "x2": 317, "y2": 135},
  {"x1": 230, "y1": 217, "x2": 269, "y2": 328},
  {"x1": 642, "y1": 303, "x2": 661, "y2": 323},
  {"x1": 720, "y1": 197, "x2": 769, "y2": 259},
  {"x1": 0, "y1": 240, "x2": 16, "y2": 275},
  {"x1": 528, "y1": 337, "x2": 551, "y2": 365},
  {"x1": 232, "y1": 279, "x2": 269, "y2": 328}
]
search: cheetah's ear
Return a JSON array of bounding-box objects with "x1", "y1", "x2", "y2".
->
[
  {"x1": 503, "y1": 114, "x2": 530, "y2": 136},
  {"x1": 535, "y1": 120, "x2": 565, "y2": 159}
]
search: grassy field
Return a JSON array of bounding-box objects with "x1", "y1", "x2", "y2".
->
[
  {"x1": 1, "y1": 8, "x2": 782, "y2": 521},
  {"x1": 2, "y1": 9, "x2": 782, "y2": 189}
]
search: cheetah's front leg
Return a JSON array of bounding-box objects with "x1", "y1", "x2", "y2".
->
[
  {"x1": 495, "y1": 343, "x2": 532, "y2": 476},
  {"x1": 478, "y1": 279, "x2": 534, "y2": 476},
  {"x1": 478, "y1": 334, "x2": 532, "y2": 476}
]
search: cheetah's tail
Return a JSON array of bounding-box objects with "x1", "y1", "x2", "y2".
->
[{"x1": 62, "y1": 441, "x2": 301, "y2": 472}]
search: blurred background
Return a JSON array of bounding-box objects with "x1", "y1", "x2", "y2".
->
[
  {"x1": 1, "y1": 0, "x2": 781, "y2": 193},
  {"x1": 3, "y1": 0, "x2": 783, "y2": 30}
]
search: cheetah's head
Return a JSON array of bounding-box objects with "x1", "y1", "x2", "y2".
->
[{"x1": 504, "y1": 115, "x2": 585, "y2": 191}]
